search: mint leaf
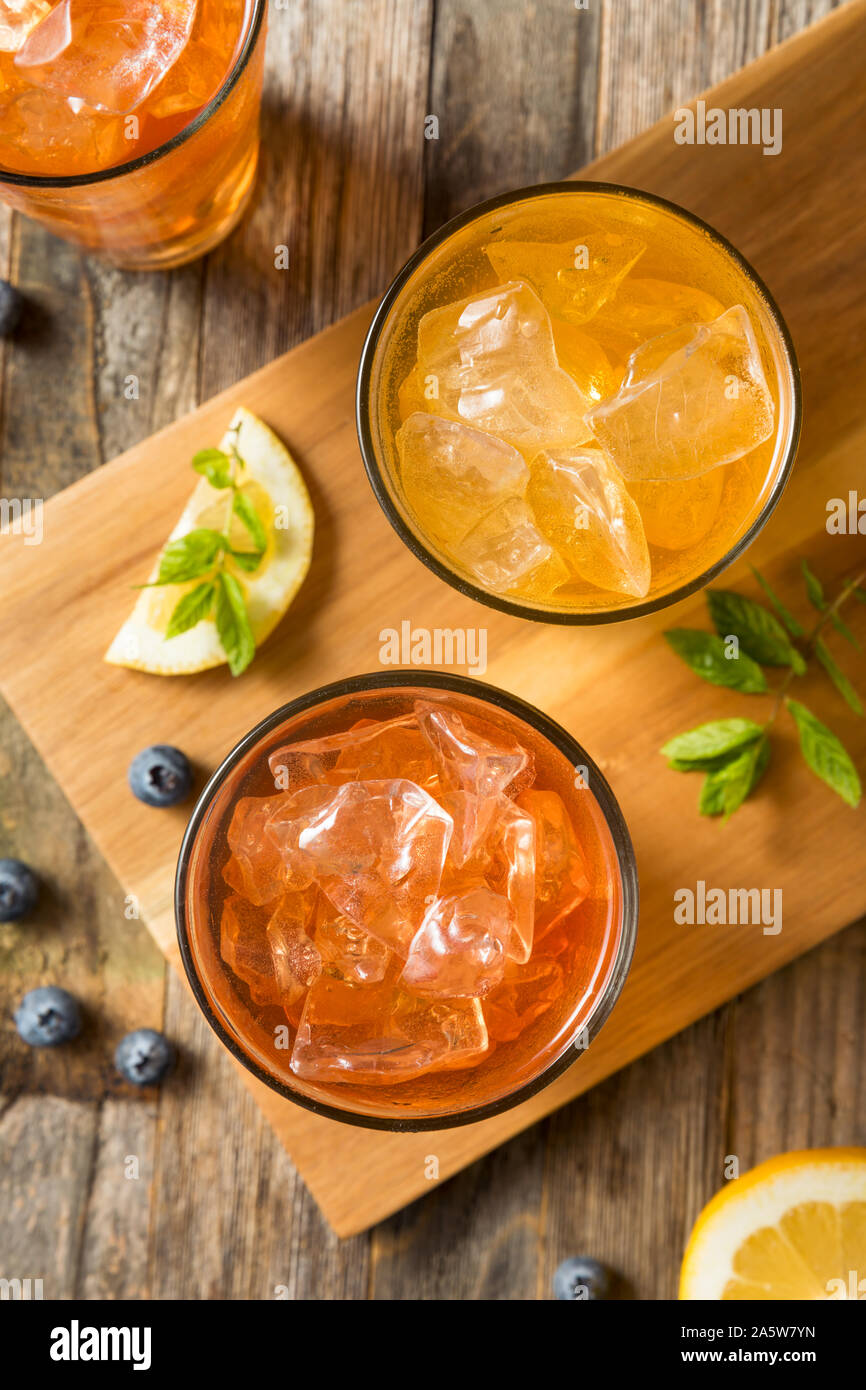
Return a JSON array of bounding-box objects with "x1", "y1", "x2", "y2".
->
[
  {"x1": 831, "y1": 612, "x2": 859, "y2": 649},
  {"x1": 229, "y1": 548, "x2": 265, "y2": 574},
  {"x1": 854, "y1": 587, "x2": 866, "y2": 604},
  {"x1": 215, "y1": 571, "x2": 256, "y2": 677},
  {"x1": 700, "y1": 738, "x2": 770, "y2": 819},
  {"x1": 661, "y1": 718, "x2": 764, "y2": 764},
  {"x1": 192, "y1": 448, "x2": 233, "y2": 489},
  {"x1": 750, "y1": 567, "x2": 804, "y2": 637},
  {"x1": 147, "y1": 528, "x2": 224, "y2": 586},
  {"x1": 814, "y1": 640, "x2": 863, "y2": 716},
  {"x1": 664, "y1": 630, "x2": 767, "y2": 693},
  {"x1": 707, "y1": 589, "x2": 805, "y2": 672},
  {"x1": 232, "y1": 491, "x2": 267, "y2": 553},
  {"x1": 786, "y1": 698, "x2": 861, "y2": 808},
  {"x1": 801, "y1": 558, "x2": 825, "y2": 612},
  {"x1": 165, "y1": 580, "x2": 216, "y2": 639}
]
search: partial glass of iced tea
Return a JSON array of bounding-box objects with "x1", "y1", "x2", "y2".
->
[
  {"x1": 357, "y1": 183, "x2": 801, "y2": 621},
  {"x1": 0, "y1": 0, "x2": 266, "y2": 268},
  {"x1": 176, "y1": 676, "x2": 637, "y2": 1129}
]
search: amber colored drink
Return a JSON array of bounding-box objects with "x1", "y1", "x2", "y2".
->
[
  {"x1": 176, "y1": 678, "x2": 637, "y2": 1129},
  {"x1": 0, "y1": 0, "x2": 266, "y2": 268},
  {"x1": 358, "y1": 184, "x2": 800, "y2": 620}
]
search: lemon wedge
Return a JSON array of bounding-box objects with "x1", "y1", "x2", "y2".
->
[
  {"x1": 105, "y1": 408, "x2": 313, "y2": 676},
  {"x1": 680, "y1": 1148, "x2": 866, "y2": 1300}
]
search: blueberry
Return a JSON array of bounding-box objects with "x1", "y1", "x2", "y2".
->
[
  {"x1": 0, "y1": 858, "x2": 39, "y2": 921},
  {"x1": 128, "y1": 744, "x2": 192, "y2": 807},
  {"x1": 553, "y1": 1256, "x2": 613, "y2": 1301},
  {"x1": 14, "y1": 986, "x2": 82, "y2": 1047},
  {"x1": 115, "y1": 1029, "x2": 175, "y2": 1086},
  {"x1": 0, "y1": 280, "x2": 23, "y2": 338}
]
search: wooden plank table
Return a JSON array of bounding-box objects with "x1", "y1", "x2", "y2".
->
[{"x1": 1, "y1": 0, "x2": 862, "y2": 1299}]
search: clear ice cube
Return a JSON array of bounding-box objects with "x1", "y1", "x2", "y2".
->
[
  {"x1": 527, "y1": 445, "x2": 651, "y2": 597},
  {"x1": 0, "y1": 0, "x2": 50, "y2": 52},
  {"x1": 270, "y1": 778, "x2": 453, "y2": 959},
  {"x1": 485, "y1": 231, "x2": 645, "y2": 326},
  {"x1": 266, "y1": 890, "x2": 321, "y2": 1007},
  {"x1": 15, "y1": 0, "x2": 199, "y2": 114},
  {"x1": 315, "y1": 906, "x2": 391, "y2": 985},
  {"x1": 396, "y1": 413, "x2": 529, "y2": 546},
  {"x1": 450, "y1": 497, "x2": 571, "y2": 599},
  {"x1": 290, "y1": 977, "x2": 488, "y2": 1084},
  {"x1": 400, "y1": 887, "x2": 514, "y2": 998},
  {"x1": 585, "y1": 305, "x2": 775, "y2": 482},
  {"x1": 414, "y1": 280, "x2": 593, "y2": 451},
  {"x1": 517, "y1": 789, "x2": 589, "y2": 939}
]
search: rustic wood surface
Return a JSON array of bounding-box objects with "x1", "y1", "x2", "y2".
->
[{"x1": 0, "y1": 0, "x2": 861, "y2": 1298}]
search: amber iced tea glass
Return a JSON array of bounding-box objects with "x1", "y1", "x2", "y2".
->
[
  {"x1": 356, "y1": 182, "x2": 802, "y2": 624},
  {"x1": 175, "y1": 673, "x2": 638, "y2": 1132},
  {"x1": 0, "y1": 1, "x2": 267, "y2": 270}
]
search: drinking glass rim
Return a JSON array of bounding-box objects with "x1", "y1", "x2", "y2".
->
[
  {"x1": 355, "y1": 179, "x2": 803, "y2": 627},
  {"x1": 0, "y1": 0, "x2": 267, "y2": 190},
  {"x1": 174, "y1": 669, "x2": 640, "y2": 1133}
]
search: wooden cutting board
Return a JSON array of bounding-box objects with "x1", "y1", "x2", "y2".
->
[{"x1": 1, "y1": 1, "x2": 864, "y2": 1237}]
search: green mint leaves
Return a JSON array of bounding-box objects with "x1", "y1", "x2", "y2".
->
[
  {"x1": 664, "y1": 630, "x2": 767, "y2": 692},
  {"x1": 662, "y1": 563, "x2": 864, "y2": 819},
  {"x1": 142, "y1": 431, "x2": 265, "y2": 676}
]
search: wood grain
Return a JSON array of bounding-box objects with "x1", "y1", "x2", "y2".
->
[{"x1": 0, "y1": 0, "x2": 860, "y2": 1294}]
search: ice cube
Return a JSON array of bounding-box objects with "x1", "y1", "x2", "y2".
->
[
  {"x1": 315, "y1": 906, "x2": 391, "y2": 985},
  {"x1": 15, "y1": 0, "x2": 199, "y2": 115},
  {"x1": 220, "y1": 895, "x2": 279, "y2": 1007},
  {"x1": 270, "y1": 778, "x2": 452, "y2": 959},
  {"x1": 483, "y1": 957, "x2": 564, "y2": 1042},
  {"x1": 400, "y1": 887, "x2": 513, "y2": 998},
  {"x1": 527, "y1": 445, "x2": 651, "y2": 598},
  {"x1": 629, "y1": 469, "x2": 725, "y2": 551},
  {"x1": 0, "y1": 83, "x2": 130, "y2": 176},
  {"x1": 517, "y1": 790, "x2": 589, "y2": 940},
  {"x1": 585, "y1": 305, "x2": 776, "y2": 482},
  {"x1": 266, "y1": 890, "x2": 321, "y2": 1008},
  {"x1": 268, "y1": 714, "x2": 437, "y2": 794},
  {"x1": 485, "y1": 797, "x2": 536, "y2": 964},
  {"x1": 586, "y1": 278, "x2": 726, "y2": 360},
  {"x1": 418, "y1": 704, "x2": 533, "y2": 803},
  {"x1": 396, "y1": 413, "x2": 529, "y2": 546},
  {"x1": 485, "y1": 231, "x2": 645, "y2": 326},
  {"x1": 225, "y1": 794, "x2": 307, "y2": 906},
  {"x1": 0, "y1": 0, "x2": 51, "y2": 52},
  {"x1": 438, "y1": 789, "x2": 498, "y2": 873},
  {"x1": 450, "y1": 497, "x2": 570, "y2": 599},
  {"x1": 290, "y1": 977, "x2": 488, "y2": 1084},
  {"x1": 414, "y1": 281, "x2": 593, "y2": 451}
]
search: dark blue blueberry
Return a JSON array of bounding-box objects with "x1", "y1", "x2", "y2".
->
[
  {"x1": 0, "y1": 858, "x2": 39, "y2": 921},
  {"x1": 553, "y1": 1256, "x2": 613, "y2": 1301},
  {"x1": 14, "y1": 986, "x2": 82, "y2": 1047},
  {"x1": 115, "y1": 1029, "x2": 175, "y2": 1086},
  {"x1": 0, "y1": 280, "x2": 23, "y2": 338},
  {"x1": 128, "y1": 744, "x2": 192, "y2": 807}
]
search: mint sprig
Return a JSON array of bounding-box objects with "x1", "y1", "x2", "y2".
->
[
  {"x1": 138, "y1": 426, "x2": 265, "y2": 676},
  {"x1": 662, "y1": 564, "x2": 865, "y2": 818}
]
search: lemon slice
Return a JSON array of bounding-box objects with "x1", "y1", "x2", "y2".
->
[
  {"x1": 105, "y1": 408, "x2": 313, "y2": 675},
  {"x1": 680, "y1": 1148, "x2": 866, "y2": 1300}
]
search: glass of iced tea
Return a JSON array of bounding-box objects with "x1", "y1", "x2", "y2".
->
[
  {"x1": 175, "y1": 673, "x2": 638, "y2": 1130},
  {"x1": 0, "y1": 0, "x2": 266, "y2": 269},
  {"x1": 357, "y1": 182, "x2": 802, "y2": 623}
]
